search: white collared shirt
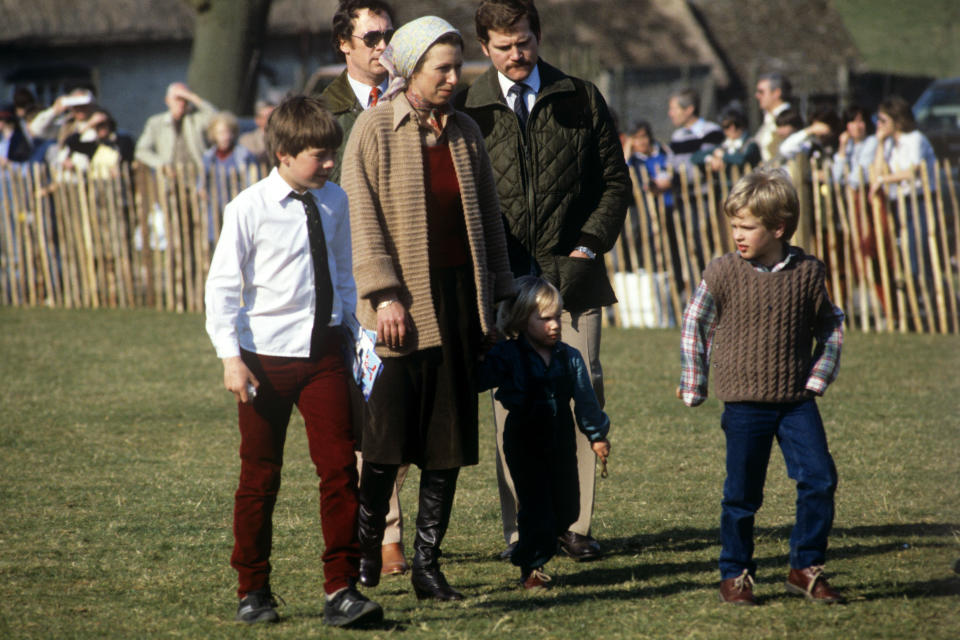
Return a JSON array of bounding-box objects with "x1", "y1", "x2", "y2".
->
[
  {"x1": 205, "y1": 167, "x2": 357, "y2": 359},
  {"x1": 347, "y1": 74, "x2": 389, "y2": 109},
  {"x1": 497, "y1": 65, "x2": 541, "y2": 114}
]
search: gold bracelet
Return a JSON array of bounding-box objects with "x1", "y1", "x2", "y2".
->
[{"x1": 376, "y1": 299, "x2": 397, "y2": 311}]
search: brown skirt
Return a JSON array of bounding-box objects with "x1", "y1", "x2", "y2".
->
[{"x1": 359, "y1": 265, "x2": 481, "y2": 469}]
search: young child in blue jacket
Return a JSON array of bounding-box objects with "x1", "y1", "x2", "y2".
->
[{"x1": 478, "y1": 276, "x2": 611, "y2": 590}]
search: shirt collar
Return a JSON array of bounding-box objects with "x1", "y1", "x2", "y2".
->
[
  {"x1": 265, "y1": 166, "x2": 324, "y2": 203},
  {"x1": 346, "y1": 73, "x2": 388, "y2": 110},
  {"x1": 741, "y1": 244, "x2": 801, "y2": 272},
  {"x1": 496, "y1": 64, "x2": 541, "y2": 101}
]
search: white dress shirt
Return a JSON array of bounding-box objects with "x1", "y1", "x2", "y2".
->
[
  {"x1": 205, "y1": 167, "x2": 357, "y2": 359},
  {"x1": 347, "y1": 74, "x2": 389, "y2": 109},
  {"x1": 497, "y1": 65, "x2": 541, "y2": 114}
]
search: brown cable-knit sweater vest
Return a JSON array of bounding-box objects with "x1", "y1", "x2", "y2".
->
[{"x1": 703, "y1": 250, "x2": 826, "y2": 403}]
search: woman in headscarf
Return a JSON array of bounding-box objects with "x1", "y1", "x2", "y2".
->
[{"x1": 341, "y1": 16, "x2": 514, "y2": 601}]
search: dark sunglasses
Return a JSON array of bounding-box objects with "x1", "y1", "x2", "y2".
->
[{"x1": 352, "y1": 28, "x2": 394, "y2": 48}]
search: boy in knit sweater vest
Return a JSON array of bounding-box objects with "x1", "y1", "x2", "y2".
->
[{"x1": 677, "y1": 168, "x2": 846, "y2": 606}]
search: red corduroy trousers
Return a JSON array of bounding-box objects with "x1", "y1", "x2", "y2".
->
[{"x1": 231, "y1": 334, "x2": 360, "y2": 597}]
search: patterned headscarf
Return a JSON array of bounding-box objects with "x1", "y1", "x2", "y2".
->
[{"x1": 380, "y1": 16, "x2": 461, "y2": 101}]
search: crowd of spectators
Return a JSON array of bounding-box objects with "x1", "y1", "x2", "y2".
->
[{"x1": 0, "y1": 82, "x2": 275, "y2": 181}]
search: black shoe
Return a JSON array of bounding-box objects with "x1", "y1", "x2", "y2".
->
[
  {"x1": 411, "y1": 564, "x2": 464, "y2": 601},
  {"x1": 323, "y1": 587, "x2": 384, "y2": 627},
  {"x1": 557, "y1": 531, "x2": 603, "y2": 561},
  {"x1": 235, "y1": 588, "x2": 281, "y2": 624},
  {"x1": 498, "y1": 541, "x2": 518, "y2": 561},
  {"x1": 359, "y1": 553, "x2": 382, "y2": 588}
]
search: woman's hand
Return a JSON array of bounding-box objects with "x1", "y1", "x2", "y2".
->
[
  {"x1": 376, "y1": 299, "x2": 412, "y2": 350},
  {"x1": 480, "y1": 329, "x2": 499, "y2": 353}
]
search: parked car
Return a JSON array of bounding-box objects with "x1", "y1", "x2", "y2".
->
[{"x1": 913, "y1": 77, "x2": 960, "y2": 159}]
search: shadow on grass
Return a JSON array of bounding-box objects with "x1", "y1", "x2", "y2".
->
[
  {"x1": 434, "y1": 521, "x2": 960, "y2": 606},
  {"x1": 600, "y1": 521, "x2": 960, "y2": 559}
]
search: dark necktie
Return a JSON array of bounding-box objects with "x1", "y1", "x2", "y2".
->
[
  {"x1": 289, "y1": 191, "x2": 334, "y2": 354},
  {"x1": 368, "y1": 86, "x2": 380, "y2": 107},
  {"x1": 508, "y1": 83, "x2": 529, "y2": 130}
]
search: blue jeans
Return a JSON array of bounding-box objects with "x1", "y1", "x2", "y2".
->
[{"x1": 719, "y1": 399, "x2": 838, "y2": 579}]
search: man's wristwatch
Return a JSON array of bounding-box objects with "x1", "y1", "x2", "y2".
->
[{"x1": 573, "y1": 245, "x2": 597, "y2": 260}]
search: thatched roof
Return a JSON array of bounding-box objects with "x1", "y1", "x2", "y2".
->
[
  {"x1": 384, "y1": 0, "x2": 729, "y2": 82},
  {"x1": 0, "y1": 0, "x2": 338, "y2": 46},
  {"x1": 687, "y1": 0, "x2": 864, "y2": 95},
  {"x1": 3, "y1": 0, "x2": 727, "y2": 82}
]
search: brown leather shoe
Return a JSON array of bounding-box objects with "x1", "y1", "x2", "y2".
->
[
  {"x1": 785, "y1": 566, "x2": 844, "y2": 603},
  {"x1": 718, "y1": 569, "x2": 757, "y2": 605},
  {"x1": 520, "y1": 567, "x2": 552, "y2": 591},
  {"x1": 380, "y1": 542, "x2": 408, "y2": 576},
  {"x1": 557, "y1": 531, "x2": 603, "y2": 561}
]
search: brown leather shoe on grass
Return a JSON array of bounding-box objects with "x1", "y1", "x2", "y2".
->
[
  {"x1": 718, "y1": 569, "x2": 757, "y2": 605},
  {"x1": 380, "y1": 542, "x2": 409, "y2": 576},
  {"x1": 785, "y1": 566, "x2": 845, "y2": 603},
  {"x1": 520, "y1": 567, "x2": 552, "y2": 591}
]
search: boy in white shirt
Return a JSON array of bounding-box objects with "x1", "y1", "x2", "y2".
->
[{"x1": 205, "y1": 95, "x2": 382, "y2": 627}]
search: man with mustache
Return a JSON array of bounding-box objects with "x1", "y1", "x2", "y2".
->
[{"x1": 455, "y1": 0, "x2": 629, "y2": 563}]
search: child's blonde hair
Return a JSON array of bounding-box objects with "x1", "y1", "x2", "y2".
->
[
  {"x1": 497, "y1": 275, "x2": 563, "y2": 338},
  {"x1": 723, "y1": 168, "x2": 800, "y2": 240}
]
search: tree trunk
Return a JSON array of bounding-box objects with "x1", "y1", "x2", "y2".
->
[{"x1": 184, "y1": 0, "x2": 273, "y2": 115}]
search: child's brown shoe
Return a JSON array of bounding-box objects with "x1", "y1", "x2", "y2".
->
[
  {"x1": 718, "y1": 569, "x2": 756, "y2": 605},
  {"x1": 785, "y1": 566, "x2": 844, "y2": 603},
  {"x1": 521, "y1": 567, "x2": 552, "y2": 591}
]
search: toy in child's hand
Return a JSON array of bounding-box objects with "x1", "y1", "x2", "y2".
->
[{"x1": 600, "y1": 458, "x2": 608, "y2": 478}]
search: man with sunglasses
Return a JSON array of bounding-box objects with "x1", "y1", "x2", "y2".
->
[
  {"x1": 317, "y1": 0, "x2": 411, "y2": 583},
  {"x1": 318, "y1": 0, "x2": 396, "y2": 185}
]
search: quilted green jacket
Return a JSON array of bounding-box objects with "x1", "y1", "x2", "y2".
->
[
  {"x1": 317, "y1": 70, "x2": 363, "y2": 185},
  {"x1": 454, "y1": 61, "x2": 630, "y2": 312}
]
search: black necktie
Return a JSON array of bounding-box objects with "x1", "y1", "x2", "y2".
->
[
  {"x1": 508, "y1": 83, "x2": 529, "y2": 130},
  {"x1": 289, "y1": 191, "x2": 333, "y2": 354}
]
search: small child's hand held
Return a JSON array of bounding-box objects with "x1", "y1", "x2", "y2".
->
[{"x1": 592, "y1": 438, "x2": 610, "y2": 462}]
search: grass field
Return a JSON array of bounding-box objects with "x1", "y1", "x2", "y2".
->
[{"x1": 0, "y1": 307, "x2": 957, "y2": 639}]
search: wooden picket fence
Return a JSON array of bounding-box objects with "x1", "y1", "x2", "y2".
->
[
  {"x1": 603, "y1": 157, "x2": 960, "y2": 334},
  {"x1": 0, "y1": 162, "x2": 269, "y2": 312},
  {"x1": 1, "y1": 158, "x2": 958, "y2": 334}
]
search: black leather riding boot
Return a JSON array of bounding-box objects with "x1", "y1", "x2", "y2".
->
[
  {"x1": 410, "y1": 467, "x2": 463, "y2": 601},
  {"x1": 357, "y1": 461, "x2": 398, "y2": 588}
]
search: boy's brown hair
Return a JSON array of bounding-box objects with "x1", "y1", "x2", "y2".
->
[
  {"x1": 723, "y1": 168, "x2": 800, "y2": 240},
  {"x1": 475, "y1": 0, "x2": 540, "y2": 43},
  {"x1": 265, "y1": 95, "x2": 343, "y2": 166}
]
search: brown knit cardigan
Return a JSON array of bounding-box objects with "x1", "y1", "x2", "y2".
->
[{"x1": 341, "y1": 95, "x2": 515, "y2": 356}]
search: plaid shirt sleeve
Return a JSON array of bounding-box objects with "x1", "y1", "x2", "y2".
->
[
  {"x1": 806, "y1": 287, "x2": 844, "y2": 395},
  {"x1": 679, "y1": 280, "x2": 717, "y2": 406}
]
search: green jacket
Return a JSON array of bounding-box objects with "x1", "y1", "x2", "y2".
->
[
  {"x1": 317, "y1": 70, "x2": 363, "y2": 185},
  {"x1": 454, "y1": 61, "x2": 629, "y2": 312}
]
